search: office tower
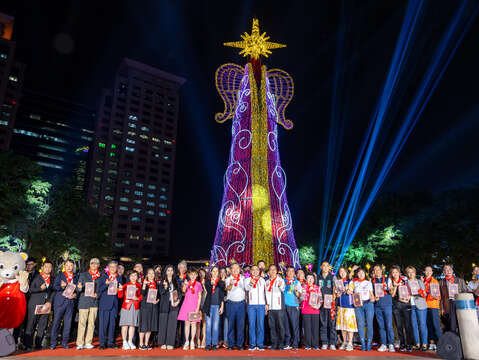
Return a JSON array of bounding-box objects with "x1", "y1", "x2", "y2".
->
[
  {"x1": 86, "y1": 58, "x2": 185, "y2": 260},
  {"x1": 0, "y1": 13, "x2": 24, "y2": 151},
  {"x1": 10, "y1": 89, "x2": 95, "y2": 189}
]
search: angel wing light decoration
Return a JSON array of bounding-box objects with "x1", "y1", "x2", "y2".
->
[{"x1": 210, "y1": 18, "x2": 299, "y2": 269}]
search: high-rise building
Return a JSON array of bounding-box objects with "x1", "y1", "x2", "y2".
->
[
  {"x1": 10, "y1": 89, "x2": 95, "y2": 189},
  {"x1": 0, "y1": 13, "x2": 25, "y2": 151},
  {"x1": 86, "y1": 58, "x2": 185, "y2": 260}
]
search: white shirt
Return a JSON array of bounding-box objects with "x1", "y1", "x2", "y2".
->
[
  {"x1": 225, "y1": 274, "x2": 245, "y2": 302},
  {"x1": 353, "y1": 280, "x2": 373, "y2": 301},
  {"x1": 244, "y1": 277, "x2": 266, "y2": 305},
  {"x1": 265, "y1": 276, "x2": 285, "y2": 310}
]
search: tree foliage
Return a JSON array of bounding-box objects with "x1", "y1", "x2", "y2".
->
[{"x1": 299, "y1": 245, "x2": 317, "y2": 266}]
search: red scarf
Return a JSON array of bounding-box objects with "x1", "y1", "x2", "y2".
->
[
  {"x1": 41, "y1": 273, "x2": 51, "y2": 285},
  {"x1": 423, "y1": 276, "x2": 432, "y2": 294},
  {"x1": 179, "y1": 273, "x2": 187, "y2": 281},
  {"x1": 109, "y1": 273, "x2": 117, "y2": 282},
  {"x1": 392, "y1": 277, "x2": 404, "y2": 286},
  {"x1": 211, "y1": 278, "x2": 219, "y2": 294},
  {"x1": 286, "y1": 278, "x2": 295, "y2": 286},
  {"x1": 268, "y1": 277, "x2": 277, "y2": 292},
  {"x1": 356, "y1": 278, "x2": 366, "y2": 282},
  {"x1": 64, "y1": 271, "x2": 73, "y2": 283},
  {"x1": 146, "y1": 280, "x2": 157, "y2": 289},
  {"x1": 89, "y1": 269, "x2": 100, "y2": 281},
  {"x1": 188, "y1": 279, "x2": 197, "y2": 294},
  {"x1": 307, "y1": 284, "x2": 315, "y2": 294},
  {"x1": 299, "y1": 279, "x2": 306, "y2": 285},
  {"x1": 232, "y1": 274, "x2": 241, "y2": 287},
  {"x1": 446, "y1": 275, "x2": 455, "y2": 284},
  {"x1": 372, "y1": 275, "x2": 387, "y2": 290},
  {"x1": 251, "y1": 277, "x2": 260, "y2": 289}
]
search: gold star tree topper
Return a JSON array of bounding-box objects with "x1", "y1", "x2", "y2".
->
[{"x1": 224, "y1": 18, "x2": 286, "y2": 59}]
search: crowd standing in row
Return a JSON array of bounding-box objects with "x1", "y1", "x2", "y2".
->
[{"x1": 14, "y1": 257, "x2": 479, "y2": 352}]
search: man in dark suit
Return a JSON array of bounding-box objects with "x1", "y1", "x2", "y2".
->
[
  {"x1": 50, "y1": 259, "x2": 78, "y2": 349},
  {"x1": 98, "y1": 260, "x2": 123, "y2": 350},
  {"x1": 24, "y1": 260, "x2": 55, "y2": 350}
]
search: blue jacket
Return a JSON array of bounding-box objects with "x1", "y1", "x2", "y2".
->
[
  {"x1": 98, "y1": 273, "x2": 123, "y2": 311},
  {"x1": 52, "y1": 272, "x2": 78, "y2": 308}
]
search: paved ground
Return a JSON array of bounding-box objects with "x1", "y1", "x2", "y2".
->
[{"x1": 6, "y1": 357, "x2": 439, "y2": 360}]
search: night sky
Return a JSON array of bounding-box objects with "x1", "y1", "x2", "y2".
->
[{"x1": 3, "y1": 1, "x2": 479, "y2": 260}]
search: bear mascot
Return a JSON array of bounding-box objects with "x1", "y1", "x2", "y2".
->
[{"x1": 0, "y1": 251, "x2": 29, "y2": 356}]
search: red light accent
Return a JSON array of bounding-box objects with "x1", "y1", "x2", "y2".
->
[
  {"x1": 11, "y1": 100, "x2": 16, "y2": 105},
  {"x1": 166, "y1": 210, "x2": 171, "y2": 214},
  {"x1": 172, "y1": 139, "x2": 176, "y2": 143}
]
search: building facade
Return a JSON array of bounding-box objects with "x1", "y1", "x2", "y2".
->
[
  {"x1": 86, "y1": 58, "x2": 185, "y2": 260},
  {"x1": 0, "y1": 13, "x2": 24, "y2": 151},
  {"x1": 10, "y1": 89, "x2": 95, "y2": 189}
]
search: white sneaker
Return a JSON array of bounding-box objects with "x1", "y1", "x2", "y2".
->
[
  {"x1": 283, "y1": 345, "x2": 292, "y2": 350},
  {"x1": 128, "y1": 341, "x2": 136, "y2": 350},
  {"x1": 339, "y1": 342, "x2": 346, "y2": 350},
  {"x1": 122, "y1": 341, "x2": 130, "y2": 350},
  {"x1": 378, "y1": 344, "x2": 388, "y2": 352},
  {"x1": 330, "y1": 345, "x2": 336, "y2": 350},
  {"x1": 321, "y1": 345, "x2": 328, "y2": 350},
  {"x1": 183, "y1": 341, "x2": 189, "y2": 350},
  {"x1": 167, "y1": 345, "x2": 174, "y2": 350},
  {"x1": 388, "y1": 344, "x2": 396, "y2": 352},
  {"x1": 190, "y1": 343, "x2": 195, "y2": 350},
  {"x1": 84, "y1": 344, "x2": 94, "y2": 349},
  {"x1": 76, "y1": 345, "x2": 84, "y2": 350},
  {"x1": 161, "y1": 345, "x2": 166, "y2": 349},
  {"x1": 346, "y1": 343, "x2": 354, "y2": 351}
]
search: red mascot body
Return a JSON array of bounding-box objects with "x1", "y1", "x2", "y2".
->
[{"x1": 0, "y1": 281, "x2": 27, "y2": 329}]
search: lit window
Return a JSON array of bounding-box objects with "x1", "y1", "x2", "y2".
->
[
  {"x1": 148, "y1": 185, "x2": 156, "y2": 190},
  {"x1": 159, "y1": 204, "x2": 167, "y2": 208},
  {"x1": 133, "y1": 199, "x2": 142, "y2": 204},
  {"x1": 130, "y1": 234, "x2": 139, "y2": 240},
  {"x1": 132, "y1": 208, "x2": 141, "y2": 213},
  {"x1": 141, "y1": 126, "x2": 149, "y2": 131},
  {"x1": 8, "y1": 75, "x2": 18, "y2": 82},
  {"x1": 126, "y1": 138, "x2": 135, "y2": 144},
  {"x1": 144, "y1": 236, "x2": 153, "y2": 241},
  {"x1": 136, "y1": 182, "x2": 144, "y2": 187},
  {"x1": 38, "y1": 144, "x2": 66, "y2": 152},
  {"x1": 147, "y1": 193, "x2": 155, "y2": 198},
  {"x1": 81, "y1": 136, "x2": 93, "y2": 141},
  {"x1": 94, "y1": 177, "x2": 101, "y2": 182},
  {"x1": 161, "y1": 187, "x2": 167, "y2": 192},
  {"x1": 152, "y1": 145, "x2": 160, "y2": 150},
  {"x1": 154, "y1": 154, "x2": 160, "y2": 158},
  {"x1": 29, "y1": 114, "x2": 41, "y2": 120},
  {"x1": 128, "y1": 123, "x2": 136, "y2": 128},
  {"x1": 121, "y1": 180, "x2": 130, "y2": 185},
  {"x1": 105, "y1": 195, "x2": 114, "y2": 201},
  {"x1": 96, "y1": 160, "x2": 104, "y2": 165},
  {"x1": 111, "y1": 144, "x2": 117, "y2": 149},
  {"x1": 125, "y1": 146, "x2": 135, "y2": 152},
  {"x1": 128, "y1": 114, "x2": 138, "y2": 121},
  {"x1": 123, "y1": 188, "x2": 130, "y2": 194},
  {"x1": 139, "y1": 134, "x2": 148, "y2": 140},
  {"x1": 120, "y1": 206, "x2": 128, "y2": 211},
  {"x1": 36, "y1": 161, "x2": 63, "y2": 169},
  {"x1": 163, "y1": 155, "x2": 169, "y2": 160},
  {"x1": 128, "y1": 131, "x2": 136, "y2": 136},
  {"x1": 113, "y1": 129, "x2": 122, "y2": 134},
  {"x1": 37, "y1": 152, "x2": 64, "y2": 161},
  {"x1": 152, "y1": 137, "x2": 160, "y2": 143},
  {"x1": 120, "y1": 197, "x2": 129, "y2": 202},
  {"x1": 132, "y1": 217, "x2": 141, "y2": 222},
  {"x1": 13, "y1": 129, "x2": 39, "y2": 137},
  {"x1": 98, "y1": 142, "x2": 106, "y2": 148},
  {"x1": 134, "y1": 191, "x2": 143, "y2": 196},
  {"x1": 146, "y1": 201, "x2": 155, "y2": 207},
  {"x1": 0, "y1": 120, "x2": 8, "y2": 126},
  {"x1": 164, "y1": 140, "x2": 172, "y2": 145},
  {"x1": 160, "y1": 195, "x2": 167, "y2": 200},
  {"x1": 109, "y1": 152, "x2": 115, "y2": 157},
  {"x1": 159, "y1": 211, "x2": 166, "y2": 217},
  {"x1": 0, "y1": 53, "x2": 7, "y2": 59},
  {"x1": 96, "y1": 168, "x2": 103, "y2": 173},
  {"x1": 146, "y1": 210, "x2": 154, "y2": 216},
  {"x1": 108, "y1": 169, "x2": 118, "y2": 175}
]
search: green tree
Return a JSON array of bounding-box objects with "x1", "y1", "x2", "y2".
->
[{"x1": 299, "y1": 245, "x2": 317, "y2": 266}]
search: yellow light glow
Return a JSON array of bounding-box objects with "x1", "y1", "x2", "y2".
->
[
  {"x1": 252, "y1": 184, "x2": 269, "y2": 209},
  {"x1": 261, "y1": 209, "x2": 272, "y2": 235},
  {"x1": 224, "y1": 18, "x2": 286, "y2": 59}
]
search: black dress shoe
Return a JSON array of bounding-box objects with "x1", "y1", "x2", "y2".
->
[
  {"x1": 99, "y1": 345, "x2": 106, "y2": 350},
  {"x1": 205, "y1": 345, "x2": 210, "y2": 351},
  {"x1": 108, "y1": 344, "x2": 118, "y2": 349},
  {"x1": 227, "y1": 346, "x2": 234, "y2": 350},
  {"x1": 212, "y1": 346, "x2": 217, "y2": 350}
]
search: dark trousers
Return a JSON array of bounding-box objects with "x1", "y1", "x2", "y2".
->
[
  {"x1": 24, "y1": 304, "x2": 49, "y2": 348},
  {"x1": 442, "y1": 300, "x2": 458, "y2": 333},
  {"x1": 268, "y1": 309, "x2": 285, "y2": 347},
  {"x1": 302, "y1": 313, "x2": 319, "y2": 348},
  {"x1": 284, "y1": 306, "x2": 300, "y2": 347},
  {"x1": 393, "y1": 301, "x2": 413, "y2": 346},
  {"x1": 427, "y1": 308, "x2": 442, "y2": 343},
  {"x1": 158, "y1": 310, "x2": 178, "y2": 346},
  {"x1": 99, "y1": 309, "x2": 117, "y2": 346},
  {"x1": 50, "y1": 303, "x2": 74, "y2": 346},
  {"x1": 319, "y1": 307, "x2": 336, "y2": 345},
  {"x1": 227, "y1": 300, "x2": 245, "y2": 347}
]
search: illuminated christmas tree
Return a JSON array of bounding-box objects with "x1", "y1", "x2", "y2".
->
[{"x1": 210, "y1": 19, "x2": 299, "y2": 269}]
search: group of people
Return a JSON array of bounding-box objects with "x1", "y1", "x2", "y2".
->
[{"x1": 15, "y1": 256, "x2": 479, "y2": 353}]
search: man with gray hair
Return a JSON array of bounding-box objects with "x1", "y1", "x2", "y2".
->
[
  {"x1": 98, "y1": 260, "x2": 123, "y2": 349},
  {"x1": 76, "y1": 258, "x2": 101, "y2": 349}
]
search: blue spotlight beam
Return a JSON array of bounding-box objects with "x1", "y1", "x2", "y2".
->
[
  {"x1": 319, "y1": 0, "x2": 350, "y2": 263},
  {"x1": 334, "y1": 0, "x2": 479, "y2": 269},
  {"x1": 323, "y1": 0, "x2": 425, "y2": 267}
]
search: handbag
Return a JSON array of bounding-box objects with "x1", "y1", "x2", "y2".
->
[{"x1": 188, "y1": 312, "x2": 201, "y2": 321}]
